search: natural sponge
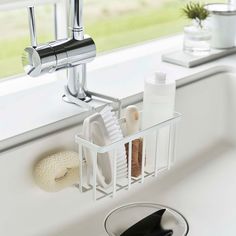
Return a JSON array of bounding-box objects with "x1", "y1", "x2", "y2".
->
[{"x1": 34, "y1": 151, "x2": 80, "y2": 192}]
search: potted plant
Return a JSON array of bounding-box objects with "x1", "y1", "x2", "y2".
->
[{"x1": 182, "y1": 2, "x2": 211, "y2": 54}]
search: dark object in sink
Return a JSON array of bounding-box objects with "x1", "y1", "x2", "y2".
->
[
  {"x1": 120, "y1": 209, "x2": 173, "y2": 236},
  {"x1": 104, "y1": 203, "x2": 189, "y2": 236}
]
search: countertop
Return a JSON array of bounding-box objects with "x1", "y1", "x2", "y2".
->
[{"x1": 1, "y1": 34, "x2": 236, "y2": 151}]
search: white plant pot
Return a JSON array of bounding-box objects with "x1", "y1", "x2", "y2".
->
[{"x1": 205, "y1": 3, "x2": 236, "y2": 49}]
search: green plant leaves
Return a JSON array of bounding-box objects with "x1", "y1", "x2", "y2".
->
[{"x1": 182, "y1": 2, "x2": 209, "y2": 27}]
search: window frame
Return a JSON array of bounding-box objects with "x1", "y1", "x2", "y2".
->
[{"x1": 0, "y1": 0, "x2": 58, "y2": 11}]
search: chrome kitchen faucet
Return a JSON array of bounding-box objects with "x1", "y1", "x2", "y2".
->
[{"x1": 22, "y1": 0, "x2": 110, "y2": 109}]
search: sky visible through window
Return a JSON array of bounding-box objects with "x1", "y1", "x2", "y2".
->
[{"x1": 0, "y1": 0, "x2": 224, "y2": 79}]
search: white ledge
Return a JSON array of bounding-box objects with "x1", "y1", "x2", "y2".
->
[{"x1": 1, "y1": 34, "x2": 236, "y2": 152}]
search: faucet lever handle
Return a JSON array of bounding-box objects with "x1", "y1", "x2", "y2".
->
[{"x1": 27, "y1": 6, "x2": 37, "y2": 47}]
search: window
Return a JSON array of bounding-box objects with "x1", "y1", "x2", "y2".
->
[
  {"x1": 0, "y1": 0, "x2": 226, "y2": 79},
  {"x1": 85, "y1": 0, "x2": 226, "y2": 52}
]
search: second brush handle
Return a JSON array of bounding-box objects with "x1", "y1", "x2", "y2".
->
[{"x1": 125, "y1": 105, "x2": 140, "y2": 136}]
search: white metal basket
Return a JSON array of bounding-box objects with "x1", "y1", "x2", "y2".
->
[{"x1": 75, "y1": 111, "x2": 181, "y2": 201}]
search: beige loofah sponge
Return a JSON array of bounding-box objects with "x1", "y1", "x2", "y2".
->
[{"x1": 34, "y1": 151, "x2": 80, "y2": 192}]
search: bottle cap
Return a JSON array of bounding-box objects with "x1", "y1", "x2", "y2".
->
[{"x1": 154, "y1": 71, "x2": 166, "y2": 84}]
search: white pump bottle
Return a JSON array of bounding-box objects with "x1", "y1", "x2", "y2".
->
[{"x1": 142, "y1": 72, "x2": 176, "y2": 169}]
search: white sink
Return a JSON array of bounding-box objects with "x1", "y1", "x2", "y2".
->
[
  {"x1": 51, "y1": 69, "x2": 236, "y2": 236},
  {"x1": 1, "y1": 68, "x2": 236, "y2": 236}
]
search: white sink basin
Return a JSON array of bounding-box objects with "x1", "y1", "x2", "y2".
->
[
  {"x1": 52, "y1": 70, "x2": 236, "y2": 236},
  {"x1": 1, "y1": 68, "x2": 236, "y2": 236}
]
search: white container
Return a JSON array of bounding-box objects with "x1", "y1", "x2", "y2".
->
[
  {"x1": 142, "y1": 72, "x2": 176, "y2": 170},
  {"x1": 205, "y1": 3, "x2": 236, "y2": 49},
  {"x1": 229, "y1": 0, "x2": 236, "y2": 7},
  {"x1": 183, "y1": 24, "x2": 211, "y2": 55}
]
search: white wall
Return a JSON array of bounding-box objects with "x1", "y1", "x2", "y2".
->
[{"x1": 176, "y1": 72, "x2": 231, "y2": 163}]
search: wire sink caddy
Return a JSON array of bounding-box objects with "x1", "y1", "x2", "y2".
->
[{"x1": 75, "y1": 111, "x2": 182, "y2": 201}]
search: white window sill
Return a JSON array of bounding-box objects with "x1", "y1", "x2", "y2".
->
[
  {"x1": 4, "y1": 34, "x2": 225, "y2": 152},
  {"x1": 0, "y1": 73, "x2": 58, "y2": 97}
]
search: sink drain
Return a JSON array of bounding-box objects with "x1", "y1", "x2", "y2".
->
[{"x1": 104, "y1": 203, "x2": 189, "y2": 236}]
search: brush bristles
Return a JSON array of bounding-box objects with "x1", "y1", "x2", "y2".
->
[{"x1": 100, "y1": 106, "x2": 128, "y2": 178}]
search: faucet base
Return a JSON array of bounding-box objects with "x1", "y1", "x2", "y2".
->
[
  {"x1": 62, "y1": 87, "x2": 122, "y2": 118},
  {"x1": 62, "y1": 86, "x2": 94, "y2": 110}
]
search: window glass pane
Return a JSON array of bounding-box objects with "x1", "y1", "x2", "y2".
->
[
  {"x1": 84, "y1": 0, "x2": 226, "y2": 52},
  {"x1": 0, "y1": 0, "x2": 228, "y2": 79},
  {"x1": 0, "y1": 5, "x2": 54, "y2": 79}
]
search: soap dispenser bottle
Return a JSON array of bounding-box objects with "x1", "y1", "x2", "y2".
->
[{"x1": 142, "y1": 71, "x2": 176, "y2": 170}]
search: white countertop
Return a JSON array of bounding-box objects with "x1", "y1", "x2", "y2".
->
[{"x1": 1, "y1": 34, "x2": 236, "y2": 151}]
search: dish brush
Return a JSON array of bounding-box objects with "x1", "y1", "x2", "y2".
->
[{"x1": 100, "y1": 106, "x2": 128, "y2": 179}]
